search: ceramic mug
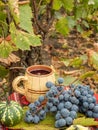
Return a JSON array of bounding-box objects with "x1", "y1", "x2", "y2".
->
[{"x1": 12, "y1": 65, "x2": 55, "y2": 102}]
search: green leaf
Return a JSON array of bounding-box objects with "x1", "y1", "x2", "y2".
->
[
  {"x1": 10, "y1": 23, "x2": 41, "y2": 50},
  {"x1": 23, "y1": 33, "x2": 41, "y2": 46},
  {"x1": 89, "y1": 51, "x2": 98, "y2": 70},
  {"x1": 0, "y1": 40, "x2": 14, "y2": 58},
  {"x1": 77, "y1": 24, "x2": 83, "y2": 33},
  {"x1": 70, "y1": 57, "x2": 83, "y2": 68},
  {"x1": 66, "y1": 16, "x2": 76, "y2": 29},
  {"x1": 0, "y1": 65, "x2": 9, "y2": 78},
  {"x1": 15, "y1": 32, "x2": 31, "y2": 50},
  {"x1": 61, "y1": 0, "x2": 74, "y2": 11},
  {"x1": 55, "y1": 17, "x2": 69, "y2": 36},
  {"x1": 63, "y1": 75, "x2": 81, "y2": 85},
  {"x1": 61, "y1": 58, "x2": 71, "y2": 67},
  {"x1": 82, "y1": 20, "x2": 89, "y2": 28},
  {"x1": 53, "y1": 0, "x2": 62, "y2": 10},
  {"x1": 19, "y1": 4, "x2": 33, "y2": 33},
  {"x1": 73, "y1": 117, "x2": 98, "y2": 126},
  {"x1": 79, "y1": 71, "x2": 96, "y2": 80},
  {"x1": 8, "y1": 0, "x2": 20, "y2": 24}
]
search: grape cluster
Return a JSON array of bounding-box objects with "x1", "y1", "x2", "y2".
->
[
  {"x1": 24, "y1": 95, "x2": 46, "y2": 124},
  {"x1": 45, "y1": 78, "x2": 79, "y2": 128},
  {"x1": 72, "y1": 84, "x2": 98, "y2": 118},
  {"x1": 24, "y1": 77, "x2": 98, "y2": 128}
]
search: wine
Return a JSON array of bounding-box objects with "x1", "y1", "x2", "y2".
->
[{"x1": 30, "y1": 69, "x2": 50, "y2": 75}]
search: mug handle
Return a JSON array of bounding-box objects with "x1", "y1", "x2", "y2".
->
[{"x1": 12, "y1": 76, "x2": 28, "y2": 95}]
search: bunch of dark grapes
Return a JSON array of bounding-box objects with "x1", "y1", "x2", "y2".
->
[
  {"x1": 24, "y1": 77, "x2": 98, "y2": 128},
  {"x1": 24, "y1": 95, "x2": 46, "y2": 124},
  {"x1": 71, "y1": 84, "x2": 98, "y2": 118},
  {"x1": 45, "y1": 78, "x2": 79, "y2": 128}
]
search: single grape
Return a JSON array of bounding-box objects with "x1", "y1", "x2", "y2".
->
[
  {"x1": 38, "y1": 95, "x2": 45, "y2": 103},
  {"x1": 89, "y1": 103, "x2": 95, "y2": 110},
  {"x1": 58, "y1": 94, "x2": 64, "y2": 101},
  {"x1": 33, "y1": 115, "x2": 40, "y2": 124},
  {"x1": 82, "y1": 96, "x2": 88, "y2": 102},
  {"x1": 55, "y1": 112, "x2": 62, "y2": 120},
  {"x1": 70, "y1": 96, "x2": 79, "y2": 105},
  {"x1": 34, "y1": 100, "x2": 41, "y2": 106},
  {"x1": 46, "y1": 81, "x2": 54, "y2": 88},
  {"x1": 71, "y1": 105, "x2": 79, "y2": 112},
  {"x1": 64, "y1": 93, "x2": 70, "y2": 101},
  {"x1": 74, "y1": 90, "x2": 81, "y2": 97},
  {"x1": 93, "y1": 105, "x2": 98, "y2": 113},
  {"x1": 57, "y1": 77, "x2": 64, "y2": 84},
  {"x1": 83, "y1": 102, "x2": 89, "y2": 109},
  {"x1": 82, "y1": 91, "x2": 88, "y2": 96},
  {"x1": 64, "y1": 101, "x2": 72, "y2": 109},
  {"x1": 55, "y1": 120, "x2": 60, "y2": 128},
  {"x1": 25, "y1": 115, "x2": 34, "y2": 123},
  {"x1": 86, "y1": 110, "x2": 93, "y2": 117},
  {"x1": 50, "y1": 106, "x2": 57, "y2": 112},
  {"x1": 93, "y1": 113, "x2": 98, "y2": 118},
  {"x1": 65, "y1": 117, "x2": 73, "y2": 125},
  {"x1": 88, "y1": 97, "x2": 93, "y2": 103},
  {"x1": 57, "y1": 86, "x2": 64, "y2": 92},
  {"x1": 39, "y1": 109, "x2": 46, "y2": 116},
  {"x1": 25, "y1": 110, "x2": 31, "y2": 116},
  {"x1": 57, "y1": 102, "x2": 64, "y2": 110},
  {"x1": 61, "y1": 108, "x2": 70, "y2": 118},
  {"x1": 29, "y1": 103, "x2": 36, "y2": 112},
  {"x1": 39, "y1": 114, "x2": 46, "y2": 120},
  {"x1": 70, "y1": 111, "x2": 77, "y2": 119},
  {"x1": 46, "y1": 102, "x2": 53, "y2": 108},
  {"x1": 53, "y1": 98, "x2": 59, "y2": 105},
  {"x1": 92, "y1": 96, "x2": 96, "y2": 103},
  {"x1": 58, "y1": 118, "x2": 66, "y2": 127}
]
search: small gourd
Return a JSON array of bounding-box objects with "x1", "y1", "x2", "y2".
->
[{"x1": 0, "y1": 100, "x2": 24, "y2": 127}]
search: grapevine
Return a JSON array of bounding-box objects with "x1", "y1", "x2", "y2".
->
[{"x1": 24, "y1": 77, "x2": 98, "y2": 128}]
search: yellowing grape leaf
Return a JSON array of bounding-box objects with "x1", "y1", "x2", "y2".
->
[
  {"x1": 55, "y1": 17, "x2": 69, "y2": 36},
  {"x1": 0, "y1": 40, "x2": 16, "y2": 58},
  {"x1": 61, "y1": 0, "x2": 74, "y2": 11},
  {"x1": 53, "y1": 0, "x2": 62, "y2": 10},
  {"x1": 73, "y1": 117, "x2": 98, "y2": 126},
  {"x1": 79, "y1": 71, "x2": 96, "y2": 80},
  {"x1": 70, "y1": 57, "x2": 83, "y2": 68},
  {"x1": 87, "y1": 49, "x2": 98, "y2": 70}
]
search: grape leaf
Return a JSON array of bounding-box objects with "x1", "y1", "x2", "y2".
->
[
  {"x1": 55, "y1": 17, "x2": 69, "y2": 36},
  {"x1": 73, "y1": 117, "x2": 98, "y2": 126},
  {"x1": 19, "y1": 4, "x2": 33, "y2": 33},
  {"x1": 15, "y1": 33, "x2": 31, "y2": 50},
  {"x1": 88, "y1": 50, "x2": 98, "y2": 70},
  {"x1": 79, "y1": 71, "x2": 96, "y2": 80},
  {"x1": 0, "y1": 65, "x2": 9, "y2": 78},
  {"x1": 10, "y1": 23, "x2": 41, "y2": 50},
  {"x1": 0, "y1": 40, "x2": 15, "y2": 58},
  {"x1": 61, "y1": 0, "x2": 74, "y2": 11},
  {"x1": 53, "y1": 0, "x2": 62, "y2": 10},
  {"x1": 70, "y1": 57, "x2": 83, "y2": 68},
  {"x1": 8, "y1": 0, "x2": 19, "y2": 24}
]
